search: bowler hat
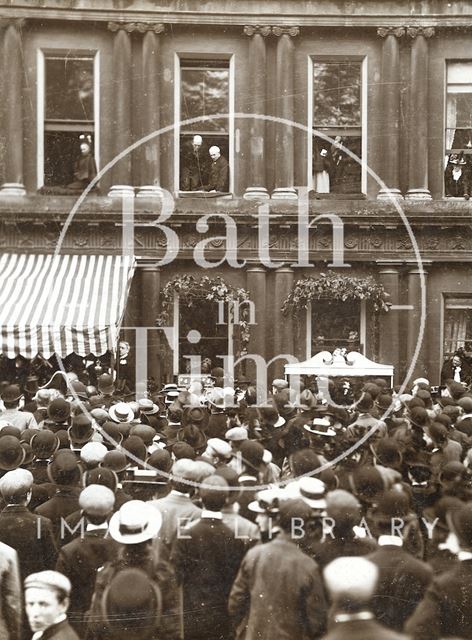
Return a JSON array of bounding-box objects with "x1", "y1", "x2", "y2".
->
[
  {"x1": 103, "y1": 568, "x2": 162, "y2": 637},
  {"x1": 47, "y1": 398, "x2": 71, "y2": 424},
  {"x1": 83, "y1": 466, "x2": 119, "y2": 492},
  {"x1": 101, "y1": 450, "x2": 129, "y2": 474},
  {"x1": 130, "y1": 424, "x2": 156, "y2": 445},
  {"x1": 24, "y1": 376, "x2": 39, "y2": 396},
  {"x1": 68, "y1": 380, "x2": 88, "y2": 400},
  {"x1": 47, "y1": 449, "x2": 81, "y2": 485},
  {"x1": 349, "y1": 466, "x2": 385, "y2": 504},
  {"x1": 97, "y1": 374, "x2": 115, "y2": 395},
  {"x1": 182, "y1": 406, "x2": 209, "y2": 429},
  {"x1": 68, "y1": 415, "x2": 94, "y2": 445},
  {"x1": 0, "y1": 435, "x2": 26, "y2": 471},
  {"x1": 31, "y1": 431, "x2": 60, "y2": 460},
  {"x1": 171, "y1": 442, "x2": 196, "y2": 460},
  {"x1": 147, "y1": 449, "x2": 172, "y2": 473},
  {"x1": 1, "y1": 385, "x2": 22, "y2": 404},
  {"x1": 176, "y1": 425, "x2": 207, "y2": 451},
  {"x1": 122, "y1": 436, "x2": 147, "y2": 465},
  {"x1": 409, "y1": 407, "x2": 430, "y2": 428},
  {"x1": 0, "y1": 425, "x2": 21, "y2": 439},
  {"x1": 20, "y1": 442, "x2": 35, "y2": 466},
  {"x1": 239, "y1": 440, "x2": 264, "y2": 471},
  {"x1": 100, "y1": 421, "x2": 124, "y2": 449}
]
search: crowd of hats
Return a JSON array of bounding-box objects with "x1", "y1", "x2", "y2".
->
[{"x1": 2, "y1": 367, "x2": 472, "y2": 637}]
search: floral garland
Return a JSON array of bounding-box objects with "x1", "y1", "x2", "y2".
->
[
  {"x1": 156, "y1": 274, "x2": 252, "y2": 352},
  {"x1": 282, "y1": 272, "x2": 390, "y2": 316}
]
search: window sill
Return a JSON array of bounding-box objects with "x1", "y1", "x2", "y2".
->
[
  {"x1": 309, "y1": 191, "x2": 366, "y2": 200},
  {"x1": 38, "y1": 186, "x2": 101, "y2": 196},
  {"x1": 178, "y1": 191, "x2": 232, "y2": 199}
]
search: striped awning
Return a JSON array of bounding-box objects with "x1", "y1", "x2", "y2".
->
[{"x1": 0, "y1": 254, "x2": 136, "y2": 358}]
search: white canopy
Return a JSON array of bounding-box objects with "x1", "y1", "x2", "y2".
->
[{"x1": 285, "y1": 350, "x2": 393, "y2": 383}]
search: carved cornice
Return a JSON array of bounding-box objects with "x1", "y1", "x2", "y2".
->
[
  {"x1": 377, "y1": 26, "x2": 405, "y2": 38},
  {"x1": 406, "y1": 26, "x2": 435, "y2": 38},
  {"x1": 243, "y1": 25, "x2": 272, "y2": 37},
  {"x1": 271, "y1": 26, "x2": 300, "y2": 37},
  {"x1": 107, "y1": 21, "x2": 165, "y2": 34}
]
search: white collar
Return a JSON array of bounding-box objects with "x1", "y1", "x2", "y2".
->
[
  {"x1": 201, "y1": 510, "x2": 223, "y2": 520},
  {"x1": 458, "y1": 550, "x2": 472, "y2": 561},
  {"x1": 86, "y1": 522, "x2": 108, "y2": 533},
  {"x1": 335, "y1": 611, "x2": 374, "y2": 623},
  {"x1": 378, "y1": 535, "x2": 403, "y2": 547},
  {"x1": 171, "y1": 490, "x2": 190, "y2": 498},
  {"x1": 32, "y1": 614, "x2": 67, "y2": 640}
]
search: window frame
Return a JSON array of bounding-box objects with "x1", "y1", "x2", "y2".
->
[
  {"x1": 174, "y1": 53, "x2": 235, "y2": 196},
  {"x1": 441, "y1": 292, "x2": 472, "y2": 368},
  {"x1": 37, "y1": 48, "x2": 100, "y2": 190},
  {"x1": 307, "y1": 55, "x2": 367, "y2": 195},
  {"x1": 305, "y1": 299, "x2": 367, "y2": 359}
]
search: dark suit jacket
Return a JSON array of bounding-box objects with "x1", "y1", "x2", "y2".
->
[
  {"x1": 206, "y1": 155, "x2": 229, "y2": 192},
  {"x1": 36, "y1": 618, "x2": 79, "y2": 640},
  {"x1": 322, "y1": 617, "x2": 408, "y2": 640},
  {"x1": 229, "y1": 533, "x2": 327, "y2": 640},
  {"x1": 406, "y1": 558, "x2": 472, "y2": 639},
  {"x1": 172, "y1": 516, "x2": 246, "y2": 640},
  {"x1": 35, "y1": 487, "x2": 80, "y2": 545},
  {"x1": 0, "y1": 505, "x2": 57, "y2": 581},
  {"x1": 56, "y1": 528, "x2": 117, "y2": 636},
  {"x1": 313, "y1": 534, "x2": 378, "y2": 570},
  {"x1": 368, "y1": 545, "x2": 433, "y2": 632}
]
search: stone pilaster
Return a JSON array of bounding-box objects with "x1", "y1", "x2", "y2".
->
[
  {"x1": 376, "y1": 27, "x2": 405, "y2": 200},
  {"x1": 272, "y1": 27, "x2": 299, "y2": 200},
  {"x1": 0, "y1": 20, "x2": 26, "y2": 196},
  {"x1": 243, "y1": 26, "x2": 271, "y2": 200},
  {"x1": 405, "y1": 27, "x2": 435, "y2": 200}
]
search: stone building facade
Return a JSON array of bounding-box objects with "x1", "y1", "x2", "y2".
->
[{"x1": 1, "y1": 0, "x2": 472, "y2": 387}]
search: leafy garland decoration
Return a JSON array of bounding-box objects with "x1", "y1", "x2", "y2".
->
[
  {"x1": 156, "y1": 274, "x2": 252, "y2": 354},
  {"x1": 281, "y1": 272, "x2": 391, "y2": 316}
]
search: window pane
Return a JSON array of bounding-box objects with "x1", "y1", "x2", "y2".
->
[
  {"x1": 45, "y1": 57, "x2": 94, "y2": 121},
  {"x1": 313, "y1": 134, "x2": 361, "y2": 194},
  {"x1": 179, "y1": 301, "x2": 227, "y2": 372},
  {"x1": 448, "y1": 62, "x2": 472, "y2": 85},
  {"x1": 44, "y1": 132, "x2": 96, "y2": 188},
  {"x1": 444, "y1": 307, "x2": 472, "y2": 357},
  {"x1": 179, "y1": 134, "x2": 229, "y2": 191},
  {"x1": 313, "y1": 62, "x2": 361, "y2": 127},
  {"x1": 181, "y1": 67, "x2": 229, "y2": 133},
  {"x1": 311, "y1": 300, "x2": 361, "y2": 353}
]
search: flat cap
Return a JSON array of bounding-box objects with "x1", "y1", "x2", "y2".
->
[
  {"x1": 206, "y1": 438, "x2": 232, "y2": 458},
  {"x1": 0, "y1": 468, "x2": 34, "y2": 499},
  {"x1": 79, "y1": 484, "x2": 115, "y2": 517},
  {"x1": 80, "y1": 442, "x2": 108, "y2": 465},
  {"x1": 24, "y1": 570, "x2": 71, "y2": 597},
  {"x1": 225, "y1": 426, "x2": 248, "y2": 442},
  {"x1": 324, "y1": 557, "x2": 378, "y2": 601}
]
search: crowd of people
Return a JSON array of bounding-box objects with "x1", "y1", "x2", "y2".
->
[{"x1": 0, "y1": 361, "x2": 472, "y2": 639}]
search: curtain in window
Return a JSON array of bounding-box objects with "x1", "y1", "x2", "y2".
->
[
  {"x1": 444, "y1": 310, "x2": 468, "y2": 356},
  {"x1": 445, "y1": 95, "x2": 457, "y2": 168}
]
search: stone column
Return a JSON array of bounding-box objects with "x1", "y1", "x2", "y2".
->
[
  {"x1": 273, "y1": 267, "x2": 294, "y2": 377},
  {"x1": 140, "y1": 263, "x2": 161, "y2": 385},
  {"x1": 246, "y1": 266, "x2": 267, "y2": 361},
  {"x1": 0, "y1": 20, "x2": 26, "y2": 196},
  {"x1": 107, "y1": 22, "x2": 134, "y2": 198},
  {"x1": 137, "y1": 25, "x2": 165, "y2": 199},
  {"x1": 377, "y1": 28, "x2": 404, "y2": 200},
  {"x1": 272, "y1": 27, "x2": 299, "y2": 200},
  {"x1": 406, "y1": 267, "x2": 428, "y2": 381},
  {"x1": 243, "y1": 26, "x2": 270, "y2": 200},
  {"x1": 378, "y1": 268, "x2": 401, "y2": 378},
  {"x1": 405, "y1": 27, "x2": 434, "y2": 200}
]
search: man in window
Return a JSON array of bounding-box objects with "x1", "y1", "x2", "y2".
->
[
  {"x1": 67, "y1": 134, "x2": 97, "y2": 192},
  {"x1": 205, "y1": 145, "x2": 229, "y2": 192},
  {"x1": 180, "y1": 134, "x2": 209, "y2": 191}
]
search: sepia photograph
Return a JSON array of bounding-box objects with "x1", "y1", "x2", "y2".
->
[{"x1": 0, "y1": 0, "x2": 472, "y2": 638}]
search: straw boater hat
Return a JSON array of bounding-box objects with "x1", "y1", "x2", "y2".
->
[
  {"x1": 109, "y1": 402, "x2": 134, "y2": 424},
  {"x1": 109, "y1": 500, "x2": 162, "y2": 544}
]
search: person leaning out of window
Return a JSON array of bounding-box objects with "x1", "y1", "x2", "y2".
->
[{"x1": 445, "y1": 151, "x2": 471, "y2": 199}]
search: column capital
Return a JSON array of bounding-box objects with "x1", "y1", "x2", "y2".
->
[
  {"x1": 0, "y1": 18, "x2": 26, "y2": 30},
  {"x1": 246, "y1": 265, "x2": 267, "y2": 273},
  {"x1": 406, "y1": 26, "x2": 435, "y2": 39},
  {"x1": 108, "y1": 21, "x2": 165, "y2": 34},
  {"x1": 377, "y1": 26, "x2": 405, "y2": 38},
  {"x1": 138, "y1": 261, "x2": 161, "y2": 272},
  {"x1": 243, "y1": 25, "x2": 272, "y2": 37},
  {"x1": 272, "y1": 26, "x2": 300, "y2": 37}
]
